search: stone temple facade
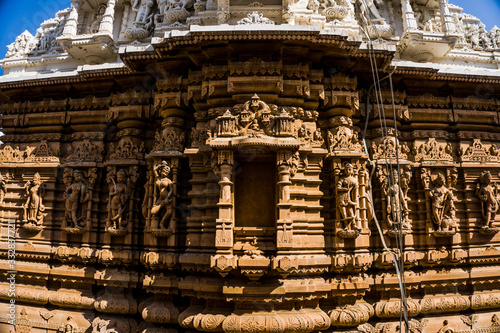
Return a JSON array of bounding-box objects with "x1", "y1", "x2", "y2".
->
[{"x1": 1, "y1": 0, "x2": 500, "y2": 332}]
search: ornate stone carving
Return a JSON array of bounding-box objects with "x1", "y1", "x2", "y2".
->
[
  {"x1": 157, "y1": 0, "x2": 195, "y2": 28},
  {"x1": 126, "y1": 0, "x2": 157, "y2": 39},
  {"x1": 5, "y1": 30, "x2": 36, "y2": 58},
  {"x1": 151, "y1": 161, "x2": 174, "y2": 235},
  {"x1": 376, "y1": 166, "x2": 411, "y2": 236},
  {"x1": 106, "y1": 169, "x2": 132, "y2": 235},
  {"x1": 475, "y1": 170, "x2": 500, "y2": 234},
  {"x1": 371, "y1": 137, "x2": 410, "y2": 161},
  {"x1": 414, "y1": 138, "x2": 454, "y2": 163},
  {"x1": 422, "y1": 168, "x2": 457, "y2": 237},
  {"x1": 460, "y1": 139, "x2": 500, "y2": 163},
  {"x1": 22, "y1": 173, "x2": 46, "y2": 232},
  {"x1": 62, "y1": 169, "x2": 90, "y2": 234},
  {"x1": 237, "y1": 12, "x2": 275, "y2": 25},
  {"x1": 357, "y1": 0, "x2": 393, "y2": 39},
  {"x1": 327, "y1": 117, "x2": 362, "y2": 154},
  {"x1": 109, "y1": 138, "x2": 145, "y2": 160},
  {"x1": 153, "y1": 118, "x2": 186, "y2": 151},
  {"x1": 335, "y1": 162, "x2": 361, "y2": 238},
  {"x1": 329, "y1": 303, "x2": 372, "y2": 328},
  {"x1": 66, "y1": 140, "x2": 104, "y2": 163}
]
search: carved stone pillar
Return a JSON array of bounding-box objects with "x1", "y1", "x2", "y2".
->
[
  {"x1": 119, "y1": 2, "x2": 132, "y2": 39},
  {"x1": 276, "y1": 150, "x2": 294, "y2": 251},
  {"x1": 211, "y1": 149, "x2": 237, "y2": 276},
  {"x1": 62, "y1": 0, "x2": 80, "y2": 37},
  {"x1": 98, "y1": 0, "x2": 117, "y2": 35},
  {"x1": 401, "y1": 0, "x2": 418, "y2": 31},
  {"x1": 439, "y1": 0, "x2": 457, "y2": 34}
]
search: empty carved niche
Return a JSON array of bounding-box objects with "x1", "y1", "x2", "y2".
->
[{"x1": 233, "y1": 153, "x2": 277, "y2": 256}]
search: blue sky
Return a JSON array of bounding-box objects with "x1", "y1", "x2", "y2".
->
[{"x1": 0, "y1": 0, "x2": 499, "y2": 75}]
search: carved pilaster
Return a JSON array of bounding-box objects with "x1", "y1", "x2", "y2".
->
[
  {"x1": 62, "y1": 0, "x2": 80, "y2": 37},
  {"x1": 276, "y1": 150, "x2": 294, "y2": 251},
  {"x1": 98, "y1": 0, "x2": 117, "y2": 35}
]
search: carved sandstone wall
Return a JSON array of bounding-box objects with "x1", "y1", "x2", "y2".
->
[{"x1": 1, "y1": 1, "x2": 500, "y2": 333}]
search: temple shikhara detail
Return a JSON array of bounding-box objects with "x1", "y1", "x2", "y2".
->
[{"x1": 2, "y1": 0, "x2": 500, "y2": 332}]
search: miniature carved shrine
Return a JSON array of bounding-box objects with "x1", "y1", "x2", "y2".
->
[{"x1": 2, "y1": 0, "x2": 500, "y2": 332}]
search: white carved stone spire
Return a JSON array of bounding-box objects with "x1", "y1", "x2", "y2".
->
[
  {"x1": 99, "y1": 0, "x2": 117, "y2": 35},
  {"x1": 62, "y1": 0, "x2": 80, "y2": 37}
]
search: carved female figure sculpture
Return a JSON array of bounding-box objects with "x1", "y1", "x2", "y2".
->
[
  {"x1": 429, "y1": 173, "x2": 456, "y2": 234},
  {"x1": 476, "y1": 171, "x2": 500, "y2": 229},
  {"x1": 0, "y1": 173, "x2": 6, "y2": 204},
  {"x1": 386, "y1": 169, "x2": 410, "y2": 231},
  {"x1": 89, "y1": 4, "x2": 106, "y2": 34},
  {"x1": 336, "y1": 163, "x2": 361, "y2": 232},
  {"x1": 151, "y1": 161, "x2": 174, "y2": 230},
  {"x1": 107, "y1": 169, "x2": 129, "y2": 231},
  {"x1": 132, "y1": 0, "x2": 156, "y2": 28},
  {"x1": 23, "y1": 173, "x2": 45, "y2": 226},
  {"x1": 64, "y1": 170, "x2": 89, "y2": 229}
]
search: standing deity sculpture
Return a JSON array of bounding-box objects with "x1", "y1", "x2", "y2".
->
[
  {"x1": 89, "y1": 4, "x2": 106, "y2": 34},
  {"x1": 63, "y1": 169, "x2": 89, "y2": 231},
  {"x1": 386, "y1": 169, "x2": 410, "y2": 232},
  {"x1": 475, "y1": 171, "x2": 500, "y2": 233},
  {"x1": 22, "y1": 173, "x2": 46, "y2": 230},
  {"x1": 429, "y1": 172, "x2": 457, "y2": 235},
  {"x1": 336, "y1": 163, "x2": 361, "y2": 236},
  {"x1": 107, "y1": 169, "x2": 130, "y2": 234},
  {"x1": 151, "y1": 161, "x2": 174, "y2": 232},
  {"x1": 126, "y1": 0, "x2": 156, "y2": 39}
]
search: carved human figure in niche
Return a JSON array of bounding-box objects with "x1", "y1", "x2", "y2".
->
[
  {"x1": 336, "y1": 163, "x2": 361, "y2": 231},
  {"x1": 64, "y1": 170, "x2": 89, "y2": 229},
  {"x1": 23, "y1": 173, "x2": 45, "y2": 226},
  {"x1": 89, "y1": 4, "x2": 106, "y2": 34},
  {"x1": 359, "y1": 0, "x2": 384, "y2": 22},
  {"x1": 476, "y1": 171, "x2": 500, "y2": 229},
  {"x1": 0, "y1": 173, "x2": 7, "y2": 204},
  {"x1": 237, "y1": 94, "x2": 273, "y2": 134},
  {"x1": 151, "y1": 161, "x2": 174, "y2": 230},
  {"x1": 132, "y1": 0, "x2": 156, "y2": 28},
  {"x1": 429, "y1": 173, "x2": 456, "y2": 233},
  {"x1": 107, "y1": 169, "x2": 129, "y2": 231},
  {"x1": 386, "y1": 169, "x2": 410, "y2": 231}
]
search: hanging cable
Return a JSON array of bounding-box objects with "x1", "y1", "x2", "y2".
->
[{"x1": 358, "y1": 1, "x2": 410, "y2": 332}]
